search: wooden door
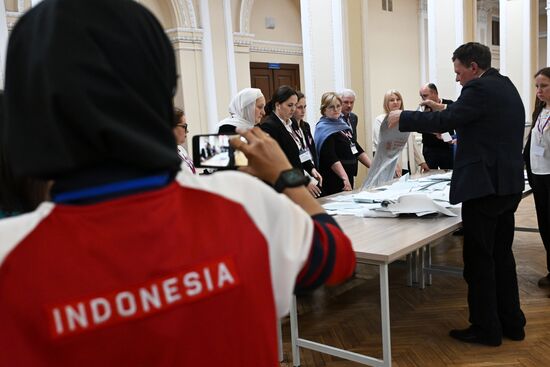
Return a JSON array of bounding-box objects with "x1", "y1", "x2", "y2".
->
[{"x1": 250, "y1": 62, "x2": 300, "y2": 102}]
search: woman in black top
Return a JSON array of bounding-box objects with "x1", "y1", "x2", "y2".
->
[
  {"x1": 261, "y1": 86, "x2": 322, "y2": 197},
  {"x1": 315, "y1": 92, "x2": 371, "y2": 196},
  {"x1": 293, "y1": 91, "x2": 319, "y2": 167}
]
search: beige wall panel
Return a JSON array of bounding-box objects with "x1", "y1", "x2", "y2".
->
[
  {"x1": 463, "y1": 0, "x2": 476, "y2": 42},
  {"x1": 346, "y1": 0, "x2": 368, "y2": 183},
  {"x1": 250, "y1": 0, "x2": 302, "y2": 43},
  {"x1": 5, "y1": 0, "x2": 17, "y2": 12},
  {"x1": 539, "y1": 14, "x2": 547, "y2": 69},
  {"x1": 140, "y1": 0, "x2": 177, "y2": 29},
  {"x1": 231, "y1": 0, "x2": 240, "y2": 32},
  {"x1": 367, "y1": 0, "x2": 421, "y2": 120},
  {"x1": 235, "y1": 47, "x2": 252, "y2": 91}
]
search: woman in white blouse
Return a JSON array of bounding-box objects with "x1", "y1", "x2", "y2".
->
[
  {"x1": 526, "y1": 67, "x2": 550, "y2": 288},
  {"x1": 372, "y1": 90, "x2": 429, "y2": 175}
]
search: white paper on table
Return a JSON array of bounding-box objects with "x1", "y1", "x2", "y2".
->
[
  {"x1": 417, "y1": 171, "x2": 452, "y2": 181},
  {"x1": 381, "y1": 193, "x2": 457, "y2": 217},
  {"x1": 324, "y1": 202, "x2": 382, "y2": 216},
  {"x1": 362, "y1": 209, "x2": 399, "y2": 218}
]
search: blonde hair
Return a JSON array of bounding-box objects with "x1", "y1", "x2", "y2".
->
[
  {"x1": 320, "y1": 92, "x2": 343, "y2": 116},
  {"x1": 382, "y1": 89, "x2": 404, "y2": 114}
]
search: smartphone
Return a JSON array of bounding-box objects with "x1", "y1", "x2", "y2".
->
[{"x1": 192, "y1": 134, "x2": 248, "y2": 168}]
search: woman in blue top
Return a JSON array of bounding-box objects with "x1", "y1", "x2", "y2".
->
[{"x1": 315, "y1": 92, "x2": 371, "y2": 195}]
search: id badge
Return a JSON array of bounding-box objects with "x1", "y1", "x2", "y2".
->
[
  {"x1": 533, "y1": 144, "x2": 545, "y2": 157},
  {"x1": 299, "y1": 149, "x2": 312, "y2": 163},
  {"x1": 350, "y1": 143, "x2": 358, "y2": 155}
]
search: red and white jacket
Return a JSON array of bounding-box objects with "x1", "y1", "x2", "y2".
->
[{"x1": 0, "y1": 170, "x2": 354, "y2": 366}]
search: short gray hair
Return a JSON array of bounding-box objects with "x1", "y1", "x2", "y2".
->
[{"x1": 339, "y1": 88, "x2": 356, "y2": 98}]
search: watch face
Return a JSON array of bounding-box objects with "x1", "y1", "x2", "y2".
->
[
  {"x1": 275, "y1": 168, "x2": 309, "y2": 192},
  {"x1": 285, "y1": 170, "x2": 303, "y2": 184}
]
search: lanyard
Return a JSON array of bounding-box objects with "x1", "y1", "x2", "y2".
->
[
  {"x1": 52, "y1": 174, "x2": 171, "y2": 203},
  {"x1": 339, "y1": 130, "x2": 354, "y2": 143},
  {"x1": 286, "y1": 124, "x2": 305, "y2": 149},
  {"x1": 182, "y1": 156, "x2": 196, "y2": 174},
  {"x1": 537, "y1": 112, "x2": 550, "y2": 136},
  {"x1": 178, "y1": 147, "x2": 196, "y2": 174},
  {"x1": 536, "y1": 111, "x2": 550, "y2": 145}
]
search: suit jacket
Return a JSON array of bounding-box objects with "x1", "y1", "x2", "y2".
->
[
  {"x1": 260, "y1": 113, "x2": 314, "y2": 174},
  {"x1": 342, "y1": 112, "x2": 358, "y2": 142},
  {"x1": 421, "y1": 99, "x2": 455, "y2": 149},
  {"x1": 400, "y1": 68, "x2": 525, "y2": 204}
]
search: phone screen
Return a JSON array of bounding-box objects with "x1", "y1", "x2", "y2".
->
[{"x1": 192, "y1": 134, "x2": 248, "y2": 168}]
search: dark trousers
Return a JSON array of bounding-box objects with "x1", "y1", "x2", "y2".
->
[
  {"x1": 531, "y1": 173, "x2": 550, "y2": 274},
  {"x1": 461, "y1": 193, "x2": 525, "y2": 336},
  {"x1": 423, "y1": 146, "x2": 454, "y2": 169}
]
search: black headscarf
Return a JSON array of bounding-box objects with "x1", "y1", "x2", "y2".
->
[{"x1": 3, "y1": 0, "x2": 180, "y2": 181}]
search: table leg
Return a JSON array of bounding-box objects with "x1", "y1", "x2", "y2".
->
[
  {"x1": 406, "y1": 253, "x2": 413, "y2": 287},
  {"x1": 277, "y1": 318, "x2": 284, "y2": 362},
  {"x1": 419, "y1": 247, "x2": 426, "y2": 289},
  {"x1": 426, "y1": 245, "x2": 432, "y2": 286},
  {"x1": 290, "y1": 295, "x2": 301, "y2": 366},
  {"x1": 380, "y1": 263, "x2": 392, "y2": 367}
]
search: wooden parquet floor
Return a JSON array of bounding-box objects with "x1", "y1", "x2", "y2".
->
[{"x1": 280, "y1": 196, "x2": 550, "y2": 367}]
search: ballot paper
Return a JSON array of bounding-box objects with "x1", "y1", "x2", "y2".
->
[
  {"x1": 364, "y1": 193, "x2": 457, "y2": 217},
  {"x1": 441, "y1": 132, "x2": 452, "y2": 142},
  {"x1": 362, "y1": 116, "x2": 410, "y2": 189}
]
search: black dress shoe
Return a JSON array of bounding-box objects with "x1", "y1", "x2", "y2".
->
[
  {"x1": 449, "y1": 326, "x2": 501, "y2": 346},
  {"x1": 502, "y1": 327, "x2": 525, "y2": 341}
]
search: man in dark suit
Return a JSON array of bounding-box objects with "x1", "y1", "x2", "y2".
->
[
  {"x1": 419, "y1": 83, "x2": 455, "y2": 169},
  {"x1": 340, "y1": 89, "x2": 359, "y2": 178},
  {"x1": 340, "y1": 89, "x2": 358, "y2": 142},
  {"x1": 388, "y1": 42, "x2": 526, "y2": 346}
]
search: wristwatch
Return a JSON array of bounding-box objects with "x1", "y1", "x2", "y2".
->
[{"x1": 273, "y1": 168, "x2": 310, "y2": 193}]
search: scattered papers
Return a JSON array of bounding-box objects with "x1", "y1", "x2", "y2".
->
[
  {"x1": 381, "y1": 194, "x2": 456, "y2": 217},
  {"x1": 322, "y1": 172, "x2": 458, "y2": 217}
]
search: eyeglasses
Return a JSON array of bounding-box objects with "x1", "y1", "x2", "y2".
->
[{"x1": 176, "y1": 124, "x2": 188, "y2": 132}]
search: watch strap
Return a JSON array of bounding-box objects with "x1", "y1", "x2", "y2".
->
[{"x1": 273, "y1": 168, "x2": 310, "y2": 193}]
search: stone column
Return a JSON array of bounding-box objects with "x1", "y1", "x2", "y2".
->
[
  {"x1": 499, "y1": 0, "x2": 538, "y2": 121},
  {"x1": 300, "y1": 0, "x2": 346, "y2": 126}
]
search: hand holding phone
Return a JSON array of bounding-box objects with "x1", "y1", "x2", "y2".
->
[
  {"x1": 229, "y1": 127, "x2": 293, "y2": 185},
  {"x1": 192, "y1": 134, "x2": 248, "y2": 169}
]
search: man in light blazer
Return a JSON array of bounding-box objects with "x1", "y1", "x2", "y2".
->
[{"x1": 388, "y1": 42, "x2": 526, "y2": 347}]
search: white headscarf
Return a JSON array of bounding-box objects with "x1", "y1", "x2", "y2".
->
[{"x1": 218, "y1": 88, "x2": 264, "y2": 130}]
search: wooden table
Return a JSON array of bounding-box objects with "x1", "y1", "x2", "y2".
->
[{"x1": 290, "y1": 191, "x2": 462, "y2": 367}]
